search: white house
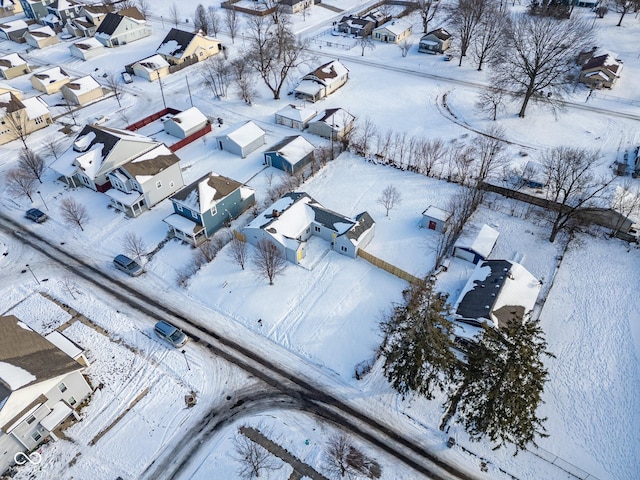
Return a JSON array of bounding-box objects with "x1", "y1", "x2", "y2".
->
[
  {"x1": 243, "y1": 192, "x2": 375, "y2": 264},
  {"x1": 275, "y1": 104, "x2": 317, "y2": 131},
  {"x1": 69, "y1": 38, "x2": 106, "y2": 61},
  {"x1": 0, "y1": 315, "x2": 92, "y2": 477},
  {"x1": 94, "y1": 8, "x2": 151, "y2": 48},
  {"x1": 294, "y1": 60, "x2": 349, "y2": 103},
  {"x1": 163, "y1": 107, "x2": 208, "y2": 139},
  {"x1": 216, "y1": 121, "x2": 266, "y2": 158},
  {"x1": 453, "y1": 223, "x2": 499, "y2": 264},
  {"x1": 453, "y1": 260, "x2": 541, "y2": 329}
]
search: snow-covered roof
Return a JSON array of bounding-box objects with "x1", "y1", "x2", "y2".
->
[
  {"x1": 0, "y1": 53, "x2": 26, "y2": 70},
  {"x1": 44, "y1": 331, "x2": 83, "y2": 360},
  {"x1": 422, "y1": 205, "x2": 450, "y2": 221},
  {"x1": 105, "y1": 187, "x2": 143, "y2": 206},
  {"x1": 294, "y1": 80, "x2": 323, "y2": 96},
  {"x1": 218, "y1": 121, "x2": 266, "y2": 148},
  {"x1": 454, "y1": 223, "x2": 499, "y2": 258},
  {"x1": 72, "y1": 37, "x2": 103, "y2": 50},
  {"x1": 311, "y1": 108, "x2": 355, "y2": 130},
  {"x1": 276, "y1": 104, "x2": 317, "y2": 123},
  {"x1": 165, "y1": 107, "x2": 207, "y2": 133},
  {"x1": 303, "y1": 60, "x2": 349, "y2": 87},
  {"x1": 40, "y1": 400, "x2": 72, "y2": 431},
  {"x1": 171, "y1": 172, "x2": 245, "y2": 213},
  {"x1": 267, "y1": 136, "x2": 315, "y2": 165},
  {"x1": 163, "y1": 213, "x2": 205, "y2": 235},
  {"x1": 22, "y1": 96, "x2": 50, "y2": 120},
  {"x1": 135, "y1": 54, "x2": 169, "y2": 72},
  {"x1": 0, "y1": 19, "x2": 27, "y2": 32},
  {"x1": 26, "y1": 25, "x2": 56, "y2": 37},
  {"x1": 454, "y1": 260, "x2": 540, "y2": 328},
  {"x1": 375, "y1": 20, "x2": 411, "y2": 36},
  {"x1": 63, "y1": 75, "x2": 102, "y2": 96},
  {"x1": 32, "y1": 66, "x2": 70, "y2": 84}
]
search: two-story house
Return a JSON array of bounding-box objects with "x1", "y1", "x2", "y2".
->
[
  {"x1": 0, "y1": 90, "x2": 52, "y2": 146},
  {"x1": 65, "y1": 4, "x2": 113, "y2": 37},
  {"x1": 243, "y1": 192, "x2": 375, "y2": 264},
  {"x1": 18, "y1": 0, "x2": 54, "y2": 21},
  {"x1": 40, "y1": 0, "x2": 84, "y2": 30},
  {"x1": 164, "y1": 172, "x2": 256, "y2": 246},
  {"x1": 156, "y1": 28, "x2": 222, "y2": 66},
  {"x1": 294, "y1": 60, "x2": 349, "y2": 103},
  {"x1": 0, "y1": 315, "x2": 92, "y2": 477},
  {"x1": 94, "y1": 7, "x2": 151, "y2": 48}
]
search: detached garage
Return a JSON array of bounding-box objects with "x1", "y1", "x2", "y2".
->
[
  {"x1": 421, "y1": 205, "x2": 450, "y2": 232},
  {"x1": 453, "y1": 224, "x2": 499, "y2": 264}
]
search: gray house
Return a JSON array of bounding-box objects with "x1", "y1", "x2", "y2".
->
[
  {"x1": 243, "y1": 192, "x2": 375, "y2": 264},
  {"x1": 105, "y1": 144, "x2": 185, "y2": 217},
  {"x1": 275, "y1": 104, "x2": 317, "y2": 131},
  {"x1": 0, "y1": 19, "x2": 28, "y2": 43},
  {"x1": 163, "y1": 107, "x2": 208, "y2": 139},
  {"x1": 94, "y1": 8, "x2": 151, "y2": 48},
  {"x1": 418, "y1": 27, "x2": 452, "y2": 54},
  {"x1": 164, "y1": 172, "x2": 256, "y2": 246},
  {"x1": 0, "y1": 315, "x2": 92, "y2": 477},
  {"x1": 264, "y1": 136, "x2": 315, "y2": 175},
  {"x1": 307, "y1": 108, "x2": 355, "y2": 141},
  {"x1": 216, "y1": 120, "x2": 266, "y2": 158}
]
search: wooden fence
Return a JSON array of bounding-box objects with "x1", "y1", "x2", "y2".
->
[
  {"x1": 169, "y1": 123, "x2": 212, "y2": 152},
  {"x1": 126, "y1": 107, "x2": 180, "y2": 131},
  {"x1": 357, "y1": 249, "x2": 422, "y2": 285}
]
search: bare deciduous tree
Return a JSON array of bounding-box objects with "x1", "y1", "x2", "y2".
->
[
  {"x1": 63, "y1": 97, "x2": 79, "y2": 126},
  {"x1": 472, "y1": 3, "x2": 507, "y2": 71},
  {"x1": 135, "y1": 0, "x2": 151, "y2": 19},
  {"x1": 230, "y1": 57, "x2": 257, "y2": 105},
  {"x1": 194, "y1": 4, "x2": 208, "y2": 34},
  {"x1": 208, "y1": 6, "x2": 221, "y2": 37},
  {"x1": 122, "y1": 232, "x2": 147, "y2": 261},
  {"x1": 417, "y1": 0, "x2": 441, "y2": 33},
  {"x1": 168, "y1": 2, "x2": 181, "y2": 27},
  {"x1": 324, "y1": 434, "x2": 381, "y2": 480},
  {"x1": 612, "y1": 0, "x2": 640, "y2": 26},
  {"x1": 351, "y1": 116, "x2": 378, "y2": 157},
  {"x1": 475, "y1": 88, "x2": 506, "y2": 121},
  {"x1": 399, "y1": 39, "x2": 412, "y2": 57},
  {"x1": 234, "y1": 426, "x2": 281, "y2": 479},
  {"x1": 228, "y1": 237, "x2": 248, "y2": 270},
  {"x1": 18, "y1": 147, "x2": 45, "y2": 183},
  {"x1": 2, "y1": 102, "x2": 30, "y2": 148},
  {"x1": 356, "y1": 35, "x2": 375, "y2": 56},
  {"x1": 540, "y1": 146, "x2": 615, "y2": 242},
  {"x1": 60, "y1": 197, "x2": 90, "y2": 231},
  {"x1": 5, "y1": 168, "x2": 36, "y2": 202},
  {"x1": 104, "y1": 72, "x2": 124, "y2": 107},
  {"x1": 244, "y1": 16, "x2": 308, "y2": 99},
  {"x1": 611, "y1": 180, "x2": 640, "y2": 237},
  {"x1": 224, "y1": 8, "x2": 239, "y2": 43},
  {"x1": 201, "y1": 55, "x2": 229, "y2": 98},
  {"x1": 252, "y1": 238, "x2": 286, "y2": 285},
  {"x1": 378, "y1": 185, "x2": 402, "y2": 217},
  {"x1": 449, "y1": 0, "x2": 489, "y2": 66},
  {"x1": 42, "y1": 135, "x2": 65, "y2": 160},
  {"x1": 491, "y1": 13, "x2": 595, "y2": 117}
]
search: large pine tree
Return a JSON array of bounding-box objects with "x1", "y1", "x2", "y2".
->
[
  {"x1": 454, "y1": 319, "x2": 553, "y2": 451},
  {"x1": 381, "y1": 280, "x2": 459, "y2": 399}
]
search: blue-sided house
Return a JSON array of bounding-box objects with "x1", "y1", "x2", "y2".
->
[
  {"x1": 264, "y1": 136, "x2": 315, "y2": 175},
  {"x1": 164, "y1": 171, "x2": 256, "y2": 246},
  {"x1": 243, "y1": 192, "x2": 375, "y2": 264}
]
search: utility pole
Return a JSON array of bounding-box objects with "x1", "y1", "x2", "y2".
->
[
  {"x1": 158, "y1": 76, "x2": 167, "y2": 109},
  {"x1": 185, "y1": 76, "x2": 193, "y2": 107}
]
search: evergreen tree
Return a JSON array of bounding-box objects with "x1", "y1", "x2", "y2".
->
[
  {"x1": 453, "y1": 319, "x2": 553, "y2": 452},
  {"x1": 381, "y1": 280, "x2": 459, "y2": 399}
]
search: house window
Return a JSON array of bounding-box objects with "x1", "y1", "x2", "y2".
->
[
  {"x1": 210, "y1": 205, "x2": 217, "y2": 216},
  {"x1": 68, "y1": 396, "x2": 77, "y2": 406},
  {"x1": 176, "y1": 204, "x2": 183, "y2": 212},
  {"x1": 191, "y1": 210, "x2": 198, "y2": 219},
  {"x1": 31, "y1": 431, "x2": 42, "y2": 442},
  {"x1": 34, "y1": 116, "x2": 44, "y2": 125},
  {"x1": 169, "y1": 181, "x2": 175, "y2": 189},
  {"x1": 58, "y1": 382, "x2": 68, "y2": 393},
  {"x1": 314, "y1": 226, "x2": 320, "y2": 232},
  {"x1": 156, "y1": 180, "x2": 162, "y2": 189},
  {"x1": 340, "y1": 246, "x2": 347, "y2": 252},
  {"x1": 26, "y1": 415, "x2": 36, "y2": 425}
]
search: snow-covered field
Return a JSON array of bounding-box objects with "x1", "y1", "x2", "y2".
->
[{"x1": 0, "y1": 0, "x2": 639, "y2": 479}]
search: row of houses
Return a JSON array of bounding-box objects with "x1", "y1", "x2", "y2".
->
[{"x1": 0, "y1": 84, "x2": 51, "y2": 145}]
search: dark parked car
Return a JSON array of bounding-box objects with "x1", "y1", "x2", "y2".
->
[
  {"x1": 154, "y1": 321, "x2": 188, "y2": 348},
  {"x1": 113, "y1": 254, "x2": 143, "y2": 277},
  {"x1": 25, "y1": 208, "x2": 47, "y2": 223}
]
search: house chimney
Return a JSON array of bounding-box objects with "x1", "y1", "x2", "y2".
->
[{"x1": 272, "y1": 209, "x2": 280, "y2": 217}]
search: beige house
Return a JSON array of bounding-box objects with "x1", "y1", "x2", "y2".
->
[
  {"x1": 0, "y1": 53, "x2": 30, "y2": 80},
  {"x1": 294, "y1": 60, "x2": 349, "y2": 103},
  {"x1": 0, "y1": 0, "x2": 23, "y2": 17},
  {"x1": 0, "y1": 91, "x2": 52, "y2": 145},
  {"x1": 30, "y1": 66, "x2": 71, "y2": 94},
  {"x1": 61, "y1": 75, "x2": 104, "y2": 106},
  {"x1": 373, "y1": 20, "x2": 412, "y2": 43},
  {"x1": 131, "y1": 54, "x2": 170, "y2": 82},
  {"x1": 0, "y1": 315, "x2": 92, "y2": 477},
  {"x1": 156, "y1": 28, "x2": 222, "y2": 66},
  {"x1": 579, "y1": 53, "x2": 623, "y2": 89},
  {"x1": 23, "y1": 25, "x2": 59, "y2": 49}
]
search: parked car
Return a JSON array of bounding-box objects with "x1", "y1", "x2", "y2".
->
[
  {"x1": 25, "y1": 208, "x2": 47, "y2": 223},
  {"x1": 121, "y1": 72, "x2": 133, "y2": 84},
  {"x1": 444, "y1": 53, "x2": 454, "y2": 62},
  {"x1": 93, "y1": 115, "x2": 109, "y2": 125},
  {"x1": 113, "y1": 254, "x2": 143, "y2": 277},
  {"x1": 154, "y1": 320, "x2": 188, "y2": 348}
]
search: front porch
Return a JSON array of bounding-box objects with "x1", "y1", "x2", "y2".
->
[
  {"x1": 163, "y1": 213, "x2": 207, "y2": 246},
  {"x1": 105, "y1": 189, "x2": 147, "y2": 217}
]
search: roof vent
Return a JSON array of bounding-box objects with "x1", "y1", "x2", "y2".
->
[{"x1": 272, "y1": 209, "x2": 280, "y2": 218}]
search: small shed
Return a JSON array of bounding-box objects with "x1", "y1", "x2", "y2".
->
[
  {"x1": 164, "y1": 107, "x2": 208, "y2": 139},
  {"x1": 131, "y1": 54, "x2": 170, "y2": 82},
  {"x1": 61, "y1": 75, "x2": 104, "y2": 105},
  {"x1": 275, "y1": 104, "x2": 317, "y2": 131},
  {"x1": 216, "y1": 120, "x2": 266, "y2": 158},
  {"x1": 264, "y1": 136, "x2": 315, "y2": 174},
  {"x1": 421, "y1": 205, "x2": 450, "y2": 232},
  {"x1": 453, "y1": 224, "x2": 499, "y2": 264},
  {"x1": 69, "y1": 38, "x2": 106, "y2": 61}
]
